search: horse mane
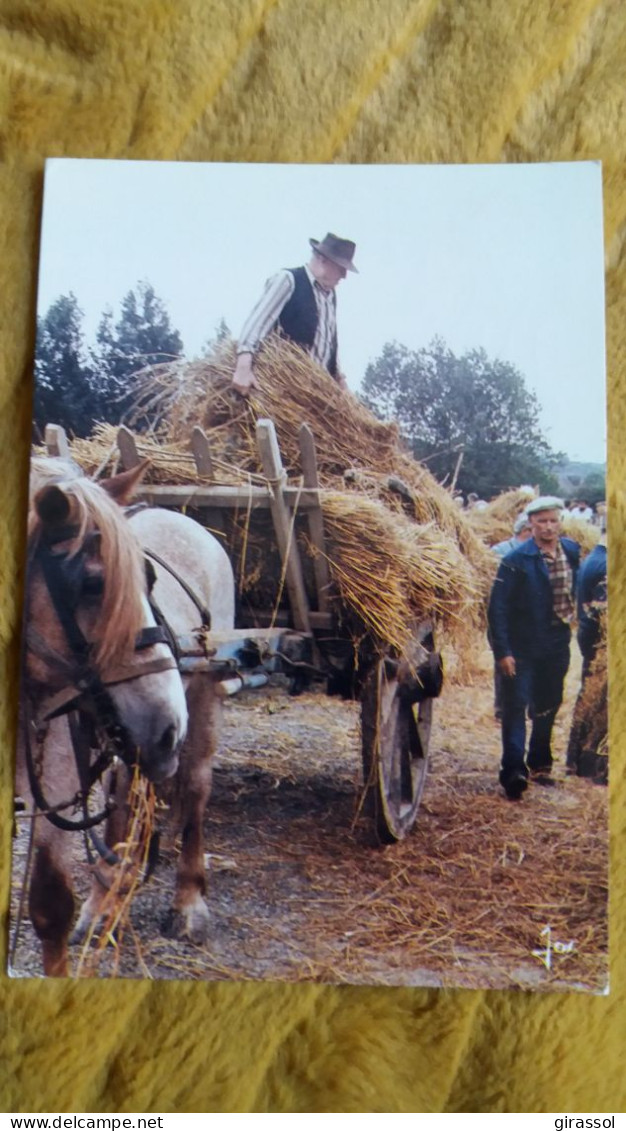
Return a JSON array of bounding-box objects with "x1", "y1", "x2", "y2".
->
[{"x1": 28, "y1": 458, "x2": 147, "y2": 669}]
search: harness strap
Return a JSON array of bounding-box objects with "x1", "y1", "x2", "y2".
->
[
  {"x1": 135, "y1": 626, "x2": 171, "y2": 650},
  {"x1": 35, "y1": 685, "x2": 84, "y2": 726},
  {"x1": 28, "y1": 628, "x2": 177, "y2": 726},
  {"x1": 144, "y1": 548, "x2": 212, "y2": 628},
  {"x1": 100, "y1": 655, "x2": 178, "y2": 686},
  {"x1": 21, "y1": 703, "x2": 114, "y2": 833},
  {"x1": 25, "y1": 625, "x2": 76, "y2": 674},
  {"x1": 39, "y1": 548, "x2": 91, "y2": 660},
  {"x1": 23, "y1": 515, "x2": 207, "y2": 836},
  {"x1": 146, "y1": 596, "x2": 180, "y2": 664}
]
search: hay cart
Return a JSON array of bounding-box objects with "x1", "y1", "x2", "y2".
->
[{"x1": 46, "y1": 419, "x2": 443, "y2": 842}]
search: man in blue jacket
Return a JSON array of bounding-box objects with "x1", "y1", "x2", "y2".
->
[
  {"x1": 576, "y1": 533, "x2": 607, "y2": 681},
  {"x1": 565, "y1": 530, "x2": 607, "y2": 776},
  {"x1": 488, "y1": 496, "x2": 580, "y2": 799}
]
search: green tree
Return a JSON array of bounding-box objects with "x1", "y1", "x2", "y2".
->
[
  {"x1": 86, "y1": 306, "x2": 125, "y2": 423},
  {"x1": 579, "y1": 470, "x2": 606, "y2": 506},
  {"x1": 91, "y1": 281, "x2": 184, "y2": 420},
  {"x1": 361, "y1": 338, "x2": 562, "y2": 499},
  {"x1": 33, "y1": 293, "x2": 95, "y2": 438}
]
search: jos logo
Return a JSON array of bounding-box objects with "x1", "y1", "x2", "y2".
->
[{"x1": 532, "y1": 924, "x2": 575, "y2": 971}]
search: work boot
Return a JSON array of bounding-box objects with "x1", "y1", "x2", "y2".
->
[
  {"x1": 529, "y1": 766, "x2": 555, "y2": 787},
  {"x1": 500, "y1": 770, "x2": 528, "y2": 800}
]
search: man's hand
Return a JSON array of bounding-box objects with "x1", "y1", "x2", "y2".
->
[
  {"x1": 232, "y1": 353, "x2": 260, "y2": 397},
  {"x1": 498, "y1": 656, "x2": 516, "y2": 678}
]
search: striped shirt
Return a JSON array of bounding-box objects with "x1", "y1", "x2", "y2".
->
[
  {"x1": 237, "y1": 266, "x2": 337, "y2": 372},
  {"x1": 541, "y1": 541, "x2": 575, "y2": 625}
]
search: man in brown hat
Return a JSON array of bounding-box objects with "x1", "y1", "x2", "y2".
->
[{"x1": 231, "y1": 233, "x2": 358, "y2": 396}]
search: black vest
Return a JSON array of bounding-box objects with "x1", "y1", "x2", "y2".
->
[{"x1": 277, "y1": 266, "x2": 338, "y2": 378}]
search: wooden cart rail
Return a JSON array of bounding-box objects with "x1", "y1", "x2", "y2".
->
[
  {"x1": 44, "y1": 420, "x2": 443, "y2": 842},
  {"x1": 46, "y1": 419, "x2": 331, "y2": 636}
]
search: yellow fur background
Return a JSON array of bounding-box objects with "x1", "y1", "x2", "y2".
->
[{"x1": 1, "y1": 0, "x2": 624, "y2": 1113}]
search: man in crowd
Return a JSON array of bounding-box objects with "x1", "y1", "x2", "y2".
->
[
  {"x1": 491, "y1": 511, "x2": 532, "y2": 559},
  {"x1": 466, "y1": 492, "x2": 488, "y2": 512},
  {"x1": 231, "y1": 232, "x2": 358, "y2": 396},
  {"x1": 489, "y1": 511, "x2": 533, "y2": 719},
  {"x1": 575, "y1": 527, "x2": 607, "y2": 681},
  {"x1": 570, "y1": 498, "x2": 593, "y2": 522},
  {"x1": 488, "y1": 496, "x2": 580, "y2": 799},
  {"x1": 565, "y1": 525, "x2": 607, "y2": 776},
  {"x1": 593, "y1": 501, "x2": 607, "y2": 528}
]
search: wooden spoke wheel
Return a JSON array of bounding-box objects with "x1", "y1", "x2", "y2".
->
[{"x1": 360, "y1": 622, "x2": 441, "y2": 843}]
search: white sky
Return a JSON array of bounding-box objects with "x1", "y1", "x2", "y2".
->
[{"x1": 37, "y1": 159, "x2": 606, "y2": 463}]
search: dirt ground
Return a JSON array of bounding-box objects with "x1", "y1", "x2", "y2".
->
[{"x1": 9, "y1": 643, "x2": 609, "y2": 991}]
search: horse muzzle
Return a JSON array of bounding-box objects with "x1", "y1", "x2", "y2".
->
[
  {"x1": 137, "y1": 722, "x2": 182, "y2": 783},
  {"x1": 107, "y1": 668, "x2": 188, "y2": 783}
]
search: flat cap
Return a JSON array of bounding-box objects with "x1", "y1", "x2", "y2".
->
[{"x1": 526, "y1": 495, "x2": 564, "y2": 516}]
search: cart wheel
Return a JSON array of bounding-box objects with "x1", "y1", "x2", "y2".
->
[{"x1": 360, "y1": 624, "x2": 441, "y2": 843}]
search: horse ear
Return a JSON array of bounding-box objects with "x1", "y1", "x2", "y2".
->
[
  {"x1": 34, "y1": 484, "x2": 74, "y2": 527},
  {"x1": 101, "y1": 460, "x2": 151, "y2": 505}
]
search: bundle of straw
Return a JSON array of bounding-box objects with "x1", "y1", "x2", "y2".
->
[
  {"x1": 560, "y1": 515, "x2": 601, "y2": 556},
  {"x1": 122, "y1": 336, "x2": 496, "y2": 581},
  {"x1": 467, "y1": 487, "x2": 536, "y2": 546},
  {"x1": 464, "y1": 486, "x2": 600, "y2": 558},
  {"x1": 65, "y1": 336, "x2": 500, "y2": 663},
  {"x1": 129, "y1": 336, "x2": 402, "y2": 480},
  {"x1": 566, "y1": 626, "x2": 608, "y2": 783},
  {"x1": 68, "y1": 422, "x2": 263, "y2": 486},
  {"x1": 318, "y1": 491, "x2": 481, "y2": 657},
  {"x1": 204, "y1": 490, "x2": 482, "y2": 660},
  {"x1": 76, "y1": 767, "x2": 156, "y2": 977}
]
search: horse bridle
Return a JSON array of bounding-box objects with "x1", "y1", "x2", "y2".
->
[{"x1": 22, "y1": 521, "x2": 200, "y2": 833}]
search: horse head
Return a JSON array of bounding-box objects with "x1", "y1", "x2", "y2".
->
[{"x1": 26, "y1": 458, "x2": 188, "y2": 783}]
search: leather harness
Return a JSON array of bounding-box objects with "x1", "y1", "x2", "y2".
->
[{"x1": 21, "y1": 518, "x2": 209, "y2": 835}]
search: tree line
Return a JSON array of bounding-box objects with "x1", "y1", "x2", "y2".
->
[
  {"x1": 35, "y1": 285, "x2": 589, "y2": 500},
  {"x1": 361, "y1": 338, "x2": 568, "y2": 499},
  {"x1": 33, "y1": 282, "x2": 185, "y2": 439}
]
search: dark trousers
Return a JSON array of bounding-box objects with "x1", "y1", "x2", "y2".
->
[
  {"x1": 488, "y1": 629, "x2": 503, "y2": 717},
  {"x1": 578, "y1": 626, "x2": 600, "y2": 683},
  {"x1": 499, "y1": 634, "x2": 571, "y2": 783},
  {"x1": 493, "y1": 663, "x2": 503, "y2": 717}
]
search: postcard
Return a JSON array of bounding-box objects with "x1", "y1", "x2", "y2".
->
[{"x1": 10, "y1": 160, "x2": 608, "y2": 990}]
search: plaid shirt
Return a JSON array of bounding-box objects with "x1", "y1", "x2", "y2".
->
[{"x1": 541, "y1": 541, "x2": 575, "y2": 625}]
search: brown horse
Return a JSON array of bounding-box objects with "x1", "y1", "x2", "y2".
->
[{"x1": 15, "y1": 458, "x2": 234, "y2": 975}]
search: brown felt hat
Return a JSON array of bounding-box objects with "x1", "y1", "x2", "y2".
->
[{"x1": 309, "y1": 233, "x2": 358, "y2": 272}]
